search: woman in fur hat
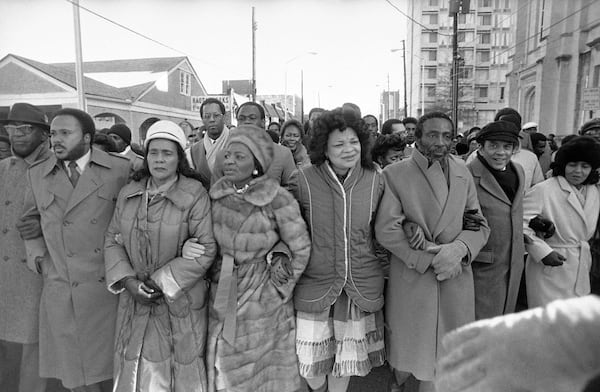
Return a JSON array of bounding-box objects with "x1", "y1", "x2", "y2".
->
[
  {"x1": 523, "y1": 136, "x2": 600, "y2": 307},
  {"x1": 187, "y1": 124, "x2": 311, "y2": 392}
]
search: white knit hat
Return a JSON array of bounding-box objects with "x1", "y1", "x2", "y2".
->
[{"x1": 144, "y1": 120, "x2": 186, "y2": 150}]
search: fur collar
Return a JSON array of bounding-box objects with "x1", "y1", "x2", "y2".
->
[{"x1": 210, "y1": 175, "x2": 279, "y2": 207}]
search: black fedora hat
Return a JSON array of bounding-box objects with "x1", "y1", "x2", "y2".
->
[{"x1": 0, "y1": 103, "x2": 50, "y2": 130}]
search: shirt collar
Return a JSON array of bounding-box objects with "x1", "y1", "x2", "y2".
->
[{"x1": 65, "y1": 148, "x2": 91, "y2": 174}]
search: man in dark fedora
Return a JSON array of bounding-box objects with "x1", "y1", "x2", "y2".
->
[{"x1": 0, "y1": 102, "x2": 52, "y2": 392}]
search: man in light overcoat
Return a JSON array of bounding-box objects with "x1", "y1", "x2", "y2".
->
[
  {"x1": 20, "y1": 108, "x2": 130, "y2": 392},
  {"x1": 0, "y1": 103, "x2": 52, "y2": 392},
  {"x1": 375, "y1": 112, "x2": 490, "y2": 392}
]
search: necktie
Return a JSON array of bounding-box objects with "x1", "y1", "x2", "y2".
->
[{"x1": 68, "y1": 161, "x2": 80, "y2": 187}]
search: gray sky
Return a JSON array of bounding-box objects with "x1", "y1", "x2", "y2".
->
[{"x1": 0, "y1": 0, "x2": 411, "y2": 116}]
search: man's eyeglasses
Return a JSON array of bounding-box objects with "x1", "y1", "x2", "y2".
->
[
  {"x1": 4, "y1": 124, "x2": 35, "y2": 135},
  {"x1": 202, "y1": 113, "x2": 223, "y2": 121}
]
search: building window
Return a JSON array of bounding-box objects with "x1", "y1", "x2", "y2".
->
[
  {"x1": 179, "y1": 71, "x2": 191, "y2": 96},
  {"x1": 477, "y1": 50, "x2": 491, "y2": 63},
  {"x1": 479, "y1": 14, "x2": 492, "y2": 25},
  {"x1": 426, "y1": 86, "x2": 436, "y2": 97},
  {"x1": 458, "y1": 66, "x2": 472, "y2": 79},
  {"x1": 500, "y1": 86, "x2": 505, "y2": 100},
  {"x1": 429, "y1": 14, "x2": 438, "y2": 24},
  {"x1": 429, "y1": 32, "x2": 438, "y2": 43},
  {"x1": 476, "y1": 68, "x2": 489, "y2": 81},
  {"x1": 477, "y1": 87, "x2": 488, "y2": 98},
  {"x1": 478, "y1": 0, "x2": 492, "y2": 7},
  {"x1": 426, "y1": 50, "x2": 438, "y2": 61},
  {"x1": 458, "y1": 32, "x2": 466, "y2": 42},
  {"x1": 478, "y1": 32, "x2": 491, "y2": 44},
  {"x1": 458, "y1": 13, "x2": 467, "y2": 24},
  {"x1": 429, "y1": 0, "x2": 439, "y2": 6},
  {"x1": 427, "y1": 68, "x2": 437, "y2": 79}
]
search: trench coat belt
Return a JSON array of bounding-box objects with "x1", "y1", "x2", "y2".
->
[
  {"x1": 213, "y1": 253, "x2": 238, "y2": 345},
  {"x1": 547, "y1": 241, "x2": 590, "y2": 295}
]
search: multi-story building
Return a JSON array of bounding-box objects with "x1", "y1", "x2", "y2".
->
[
  {"x1": 506, "y1": 0, "x2": 600, "y2": 135},
  {"x1": 380, "y1": 90, "x2": 402, "y2": 123},
  {"x1": 406, "y1": 0, "x2": 516, "y2": 131}
]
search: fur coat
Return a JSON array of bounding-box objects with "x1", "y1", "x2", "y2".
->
[{"x1": 207, "y1": 176, "x2": 311, "y2": 392}]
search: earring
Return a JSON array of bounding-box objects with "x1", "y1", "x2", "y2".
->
[{"x1": 252, "y1": 169, "x2": 259, "y2": 176}]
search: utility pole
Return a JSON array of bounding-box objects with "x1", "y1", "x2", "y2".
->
[
  {"x1": 449, "y1": 0, "x2": 470, "y2": 134},
  {"x1": 300, "y1": 69, "x2": 304, "y2": 123},
  {"x1": 251, "y1": 7, "x2": 257, "y2": 102},
  {"x1": 72, "y1": 0, "x2": 86, "y2": 111},
  {"x1": 402, "y1": 40, "x2": 408, "y2": 118}
]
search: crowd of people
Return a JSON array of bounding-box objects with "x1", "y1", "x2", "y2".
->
[{"x1": 0, "y1": 99, "x2": 599, "y2": 392}]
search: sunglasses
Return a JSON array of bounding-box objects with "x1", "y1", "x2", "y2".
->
[{"x1": 5, "y1": 124, "x2": 35, "y2": 135}]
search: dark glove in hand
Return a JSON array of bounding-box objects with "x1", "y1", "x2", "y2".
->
[
  {"x1": 124, "y1": 278, "x2": 163, "y2": 305},
  {"x1": 463, "y1": 210, "x2": 484, "y2": 231},
  {"x1": 541, "y1": 251, "x2": 565, "y2": 267},
  {"x1": 16, "y1": 217, "x2": 43, "y2": 240},
  {"x1": 529, "y1": 216, "x2": 556, "y2": 239},
  {"x1": 271, "y1": 253, "x2": 293, "y2": 286},
  {"x1": 144, "y1": 278, "x2": 164, "y2": 298}
]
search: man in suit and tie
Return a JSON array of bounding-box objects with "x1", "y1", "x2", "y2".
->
[{"x1": 19, "y1": 108, "x2": 130, "y2": 392}]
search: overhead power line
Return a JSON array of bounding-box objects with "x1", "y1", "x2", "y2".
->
[{"x1": 384, "y1": 0, "x2": 454, "y2": 37}]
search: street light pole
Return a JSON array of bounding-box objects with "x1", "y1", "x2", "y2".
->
[
  {"x1": 284, "y1": 51, "x2": 317, "y2": 121},
  {"x1": 402, "y1": 40, "x2": 408, "y2": 118}
]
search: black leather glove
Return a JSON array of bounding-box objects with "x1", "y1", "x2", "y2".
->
[
  {"x1": 463, "y1": 209, "x2": 484, "y2": 231},
  {"x1": 541, "y1": 251, "x2": 565, "y2": 267},
  {"x1": 123, "y1": 277, "x2": 163, "y2": 305},
  {"x1": 529, "y1": 216, "x2": 556, "y2": 239}
]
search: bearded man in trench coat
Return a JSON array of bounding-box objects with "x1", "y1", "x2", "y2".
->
[
  {"x1": 375, "y1": 112, "x2": 489, "y2": 392},
  {"x1": 19, "y1": 108, "x2": 130, "y2": 392}
]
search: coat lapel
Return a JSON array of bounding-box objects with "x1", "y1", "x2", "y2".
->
[
  {"x1": 65, "y1": 149, "x2": 111, "y2": 215},
  {"x1": 412, "y1": 149, "x2": 447, "y2": 208},
  {"x1": 583, "y1": 185, "x2": 600, "y2": 231},
  {"x1": 42, "y1": 156, "x2": 73, "y2": 204},
  {"x1": 432, "y1": 157, "x2": 467, "y2": 239}
]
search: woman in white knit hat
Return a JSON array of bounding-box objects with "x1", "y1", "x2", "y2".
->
[{"x1": 104, "y1": 120, "x2": 217, "y2": 391}]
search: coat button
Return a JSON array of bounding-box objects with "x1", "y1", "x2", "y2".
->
[
  {"x1": 2, "y1": 228, "x2": 8, "y2": 234},
  {"x1": 63, "y1": 221, "x2": 70, "y2": 227},
  {"x1": 21, "y1": 258, "x2": 26, "y2": 263},
  {"x1": 98, "y1": 277, "x2": 105, "y2": 283},
  {"x1": 91, "y1": 218, "x2": 97, "y2": 224},
  {"x1": 72, "y1": 282, "x2": 78, "y2": 287},
  {"x1": 67, "y1": 252, "x2": 74, "y2": 257},
  {"x1": 94, "y1": 248, "x2": 101, "y2": 254},
  {"x1": 4, "y1": 200, "x2": 10, "y2": 205}
]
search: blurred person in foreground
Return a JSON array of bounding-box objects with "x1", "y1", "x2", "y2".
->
[
  {"x1": 436, "y1": 295, "x2": 600, "y2": 392},
  {"x1": 294, "y1": 108, "x2": 386, "y2": 392},
  {"x1": 104, "y1": 121, "x2": 217, "y2": 391}
]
